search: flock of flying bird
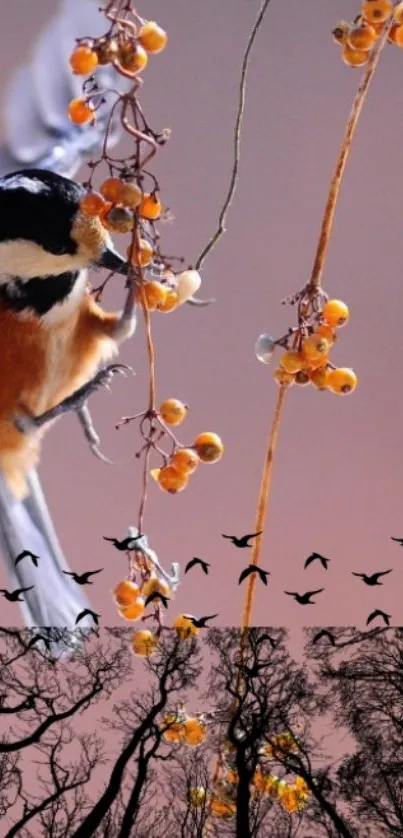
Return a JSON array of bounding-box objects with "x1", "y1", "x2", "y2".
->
[{"x1": 1, "y1": 533, "x2": 401, "y2": 642}]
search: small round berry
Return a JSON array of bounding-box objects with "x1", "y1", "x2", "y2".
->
[
  {"x1": 315, "y1": 323, "x2": 337, "y2": 344},
  {"x1": 388, "y1": 22, "x2": 403, "y2": 44},
  {"x1": 341, "y1": 44, "x2": 369, "y2": 66},
  {"x1": 322, "y1": 299, "x2": 349, "y2": 327},
  {"x1": 182, "y1": 717, "x2": 207, "y2": 746},
  {"x1": 332, "y1": 22, "x2": 351, "y2": 44},
  {"x1": 113, "y1": 580, "x2": 140, "y2": 607},
  {"x1": 158, "y1": 465, "x2": 189, "y2": 493},
  {"x1": 131, "y1": 629, "x2": 159, "y2": 656},
  {"x1": 100, "y1": 178, "x2": 125, "y2": 202},
  {"x1": 68, "y1": 97, "x2": 95, "y2": 124},
  {"x1": 173, "y1": 614, "x2": 199, "y2": 639},
  {"x1": 79, "y1": 192, "x2": 106, "y2": 217},
  {"x1": 93, "y1": 36, "x2": 119, "y2": 65},
  {"x1": 301, "y1": 335, "x2": 330, "y2": 361},
  {"x1": 193, "y1": 432, "x2": 224, "y2": 463},
  {"x1": 138, "y1": 21, "x2": 168, "y2": 53},
  {"x1": 127, "y1": 239, "x2": 154, "y2": 267},
  {"x1": 139, "y1": 192, "x2": 162, "y2": 220},
  {"x1": 189, "y1": 787, "x2": 207, "y2": 806},
  {"x1": 120, "y1": 181, "x2": 143, "y2": 210},
  {"x1": 170, "y1": 448, "x2": 200, "y2": 475},
  {"x1": 361, "y1": 0, "x2": 393, "y2": 24},
  {"x1": 161, "y1": 716, "x2": 184, "y2": 742},
  {"x1": 157, "y1": 288, "x2": 179, "y2": 312},
  {"x1": 309, "y1": 367, "x2": 331, "y2": 390},
  {"x1": 101, "y1": 206, "x2": 134, "y2": 233},
  {"x1": 254, "y1": 333, "x2": 276, "y2": 364},
  {"x1": 348, "y1": 22, "x2": 377, "y2": 49},
  {"x1": 327, "y1": 368, "x2": 358, "y2": 394},
  {"x1": 279, "y1": 350, "x2": 304, "y2": 374},
  {"x1": 118, "y1": 43, "x2": 148, "y2": 74},
  {"x1": 295, "y1": 370, "x2": 310, "y2": 386},
  {"x1": 159, "y1": 398, "x2": 188, "y2": 425},
  {"x1": 118, "y1": 596, "x2": 146, "y2": 621},
  {"x1": 141, "y1": 281, "x2": 169, "y2": 311},
  {"x1": 274, "y1": 368, "x2": 295, "y2": 386},
  {"x1": 69, "y1": 45, "x2": 98, "y2": 75},
  {"x1": 307, "y1": 354, "x2": 329, "y2": 370}
]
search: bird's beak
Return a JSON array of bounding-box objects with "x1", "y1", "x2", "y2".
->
[{"x1": 96, "y1": 245, "x2": 129, "y2": 276}]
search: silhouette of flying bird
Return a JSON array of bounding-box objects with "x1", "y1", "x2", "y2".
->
[
  {"x1": 185, "y1": 557, "x2": 210, "y2": 575},
  {"x1": 304, "y1": 552, "x2": 330, "y2": 570},
  {"x1": 103, "y1": 535, "x2": 143, "y2": 551},
  {"x1": 390, "y1": 537, "x2": 403, "y2": 545},
  {"x1": 75, "y1": 609, "x2": 100, "y2": 626},
  {"x1": 238, "y1": 565, "x2": 270, "y2": 585},
  {"x1": 284, "y1": 589, "x2": 324, "y2": 605},
  {"x1": 312, "y1": 629, "x2": 336, "y2": 646},
  {"x1": 366, "y1": 609, "x2": 391, "y2": 627},
  {"x1": 222, "y1": 531, "x2": 263, "y2": 548},
  {"x1": 27, "y1": 633, "x2": 52, "y2": 651},
  {"x1": 62, "y1": 569, "x2": 103, "y2": 585},
  {"x1": 144, "y1": 591, "x2": 170, "y2": 609},
  {"x1": 185, "y1": 614, "x2": 219, "y2": 628},
  {"x1": 14, "y1": 550, "x2": 40, "y2": 567},
  {"x1": 0, "y1": 586, "x2": 34, "y2": 602},
  {"x1": 351, "y1": 570, "x2": 392, "y2": 586}
]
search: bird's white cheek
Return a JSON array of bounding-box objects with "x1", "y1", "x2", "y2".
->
[{"x1": 0, "y1": 239, "x2": 90, "y2": 279}]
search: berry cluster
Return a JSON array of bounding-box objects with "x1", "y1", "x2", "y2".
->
[
  {"x1": 332, "y1": 0, "x2": 403, "y2": 67},
  {"x1": 256, "y1": 297, "x2": 357, "y2": 395},
  {"x1": 161, "y1": 704, "x2": 207, "y2": 746}
]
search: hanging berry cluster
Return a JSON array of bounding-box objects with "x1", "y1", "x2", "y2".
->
[{"x1": 332, "y1": 0, "x2": 403, "y2": 67}]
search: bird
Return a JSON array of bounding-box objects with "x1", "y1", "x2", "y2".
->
[
  {"x1": 185, "y1": 614, "x2": 219, "y2": 629},
  {"x1": 103, "y1": 535, "x2": 143, "y2": 551},
  {"x1": 351, "y1": 570, "x2": 393, "y2": 586},
  {"x1": 312, "y1": 629, "x2": 336, "y2": 646},
  {"x1": 62, "y1": 569, "x2": 103, "y2": 585},
  {"x1": 0, "y1": 0, "x2": 141, "y2": 635},
  {"x1": 0, "y1": 586, "x2": 35, "y2": 602},
  {"x1": 26, "y1": 632, "x2": 52, "y2": 651},
  {"x1": 14, "y1": 550, "x2": 40, "y2": 567},
  {"x1": 184, "y1": 557, "x2": 210, "y2": 575},
  {"x1": 366, "y1": 609, "x2": 391, "y2": 627},
  {"x1": 390, "y1": 537, "x2": 403, "y2": 545},
  {"x1": 75, "y1": 609, "x2": 100, "y2": 626},
  {"x1": 238, "y1": 565, "x2": 270, "y2": 585},
  {"x1": 144, "y1": 591, "x2": 170, "y2": 609},
  {"x1": 222, "y1": 531, "x2": 263, "y2": 548},
  {"x1": 284, "y1": 589, "x2": 324, "y2": 605},
  {"x1": 303, "y1": 552, "x2": 330, "y2": 570}
]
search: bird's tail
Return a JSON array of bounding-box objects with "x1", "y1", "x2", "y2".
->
[{"x1": 0, "y1": 468, "x2": 95, "y2": 647}]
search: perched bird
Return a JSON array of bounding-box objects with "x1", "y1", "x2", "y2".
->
[
  {"x1": 103, "y1": 535, "x2": 143, "y2": 551},
  {"x1": 238, "y1": 565, "x2": 270, "y2": 585},
  {"x1": 62, "y1": 569, "x2": 103, "y2": 585},
  {"x1": 390, "y1": 537, "x2": 403, "y2": 545},
  {"x1": 303, "y1": 552, "x2": 330, "y2": 570},
  {"x1": 284, "y1": 589, "x2": 324, "y2": 605},
  {"x1": 222, "y1": 531, "x2": 263, "y2": 548},
  {"x1": 366, "y1": 609, "x2": 391, "y2": 627},
  {"x1": 75, "y1": 608, "x2": 100, "y2": 626},
  {"x1": 0, "y1": 586, "x2": 34, "y2": 602},
  {"x1": 312, "y1": 629, "x2": 336, "y2": 646},
  {"x1": 184, "y1": 557, "x2": 210, "y2": 575},
  {"x1": 144, "y1": 591, "x2": 170, "y2": 609},
  {"x1": 14, "y1": 550, "x2": 40, "y2": 567},
  {"x1": 185, "y1": 614, "x2": 219, "y2": 629},
  {"x1": 351, "y1": 570, "x2": 392, "y2": 586}
]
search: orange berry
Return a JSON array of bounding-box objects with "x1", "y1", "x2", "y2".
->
[
  {"x1": 279, "y1": 350, "x2": 304, "y2": 373},
  {"x1": 161, "y1": 715, "x2": 184, "y2": 742},
  {"x1": 158, "y1": 465, "x2": 189, "y2": 494},
  {"x1": 348, "y1": 22, "x2": 377, "y2": 49},
  {"x1": 118, "y1": 43, "x2": 148, "y2": 74},
  {"x1": 159, "y1": 398, "x2": 188, "y2": 425},
  {"x1": 315, "y1": 323, "x2": 337, "y2": 345},
  {"x1": 306, "y1": 354, "x2": 329, "y2": 370},
  {"x1": 69, "y1": 45, "x2": 99, "y2": 75},
  {"x1": 301, "y1": 334, "x2": 330, "y2": 361},
  {"x1": 141, "y1": 575, "x2": 171, "y2": 599},
  {"x1": 140, "y1": 281, "x2": 168, "y2": 311},
  {"x1": 322, "y1": 299, "x2": 349, "y2": 328},
  {"x1": 139, "y1": 192, "x2": 162, "y2": 220},
  {"x1": 182, "y1": 717, "x2": 206, "y2": 746},
  {"x1": 138, "y1": 21, "x2": 168, "y2": 53},
  {"x1": 131, "y1": 629, "x2": 159, "y2": 656},
  {"x1": 101, "y1": 206, "x2": 134, "y2": 233},
  {"x1": 100, "y1": 177, "x2": 125, "y2": 202},
  {"x1": 93, "y1": 36, "x2": 119, "y2": 65},
  {"x1": 341, "y1": 44, "x2": 369, "y2": 66},
  {"x1": 127, "y1": 239, "x2": 154, "y2": 267},
  {"x1": 170, "y1": 448, "x2": 200, "y2": 475},
  {"x1": 388, "y1": 22, "x2": 403, "y2": 44},
  {"x1": 120, "y1": 181, "x2": 142, "y2": 210},
  {"x1": 361, "y1": 0, "x2": 393, "y2": 24},
  {"x1": 210, "y1": 797, "x2": 236, "y2": 818},
  {"x1": 274, "y1": 368, "x2": 295, "y2": 386},
  {"x1": 309, "y1": 367, "x2": 331, "y2": 390},
  {"x1": 79, "y1": 192, "x2": 106, "y2": 217},
  {"x1": 173, "y1": 614, "x2": 199, "y2": 639},
  {"x1": 394, "y1": 1, "x2": 403, "y2": 24},
  {"x1": 118, "y1": 596, "x2": 146, "y2": 621},
  {"x1": 68, "y1": 97, "x2": 95, "y2": 125},
  {"x1": 327, "y1": 368, "x2": 358, "y2": 394},
  {"x1": 157, "y1": 288, "x2": 179, "y2": 312},
  {"x1": 332, "y1": 22, "x2": 351, "y2": 44},
  {"x1": 113, "y1": 580, "x2": 141, "y2": 607},
  {"x1": 193, "y1": 432, "x2": 224, "y2": 464}
]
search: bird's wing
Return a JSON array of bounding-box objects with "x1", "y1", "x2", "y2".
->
[
  {"x1": 238, "y1": 567, "x2": 252, "y2": 583},
  {"x1": 303, "y1": 557, "x2": 313, "y2": 568},
  {"x1": 351, "y1": 573, "x2": 363, "y2": 577},
  {"x1": 0, "y1": 0, "x2": 131, "y2": 179}
]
